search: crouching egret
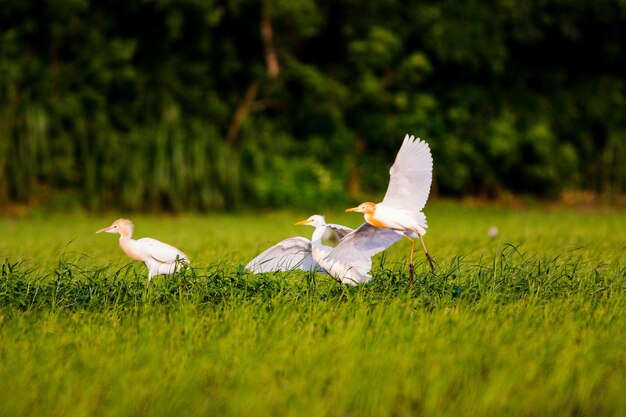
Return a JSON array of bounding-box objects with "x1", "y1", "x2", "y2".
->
[
  {"x1": 246, "y1": 215, "x2": 401, "y2": 285},
  {"x1": 96, "y1": 218, "x2": 189, "y2": 289},
  {"x1": 346, "y1": 134, "x2": 435, "y2": 277}
]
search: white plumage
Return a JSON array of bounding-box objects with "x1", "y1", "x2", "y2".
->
[
  {"x1": 245, "y1": 236, "x2": 320, "y2": 273},
  {"x1": 383, "y1": 135, "x2": 433, "y2": 212},
  {"x1": 246, "y1": 215, "x2": 401, "y2": 285},
  {"x1": 320, "y1": 222, "x2": 402, "y2": 284},
  {"x1": 245, "y1": 215, "x2": 352, "y2": 273},
  {"x1": 346, "y1": 134, "x2": 435, "y2": 275},
  {"x1": 96, "y1": 218, "x2": 189, "y2": 288}
]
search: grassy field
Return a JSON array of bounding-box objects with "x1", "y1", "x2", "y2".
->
[{"x1": 1, "y1": 201, "x2": 625, "y2": 416}]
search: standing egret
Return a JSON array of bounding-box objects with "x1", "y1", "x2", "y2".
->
[
  {"x1": 96, "y1": 218, "x2": 189, "y2": 289},
  {"x1": 346, "y1": 134, "x2": 435, "y2": 277},
  {"x1": 246, "y1": 215, "x2": 402, "y2": 285}
]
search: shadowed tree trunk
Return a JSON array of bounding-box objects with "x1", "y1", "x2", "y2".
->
[
  {"x1": 261, "y1": 1, "x2": 280, "y2": 80},
  {"x1": 226, "y1": 2, "x2": 279, "y2": 147},
  {"x1": 226, "y1": 81, "x2": 259, "y2": 147}
]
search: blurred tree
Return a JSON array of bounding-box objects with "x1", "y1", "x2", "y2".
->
[{"x1": 0, "y1": 0, "x2": 624, "y2": 211}]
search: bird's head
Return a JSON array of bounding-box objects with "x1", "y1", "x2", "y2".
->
[
  {"x1": 345, "y1": 202, "x2": 376, "y2": 215},
  {"x1": 294, "y1": 214, "x2": 326, "y2": 228},
  {"x1": 96, "y1": 218, "x2": 134, "y2": 238}
]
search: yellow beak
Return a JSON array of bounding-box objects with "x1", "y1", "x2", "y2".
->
[
  {"x1": 96, "y1": 225, "x2": 114, "y2": 234},
  {"x1": 345, "y1": 207, "x2": 359, "y2": 212},
  {"x1": 294, "y1": 219, "x2": 311, "y2": 226}
]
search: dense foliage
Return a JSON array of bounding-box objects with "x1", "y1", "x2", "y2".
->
[{"x1": 1, "y1": 0, "x2": 625, "y2": 210}]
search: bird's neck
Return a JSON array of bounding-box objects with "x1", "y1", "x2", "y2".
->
[
  {"x1": 310, "y1": 225, "x2": 332, "y2": 263},
  {"x1": 119, "y1": 236, "x2": 142, "y2": 261},
  {"x1": 310, "y1": 225, "x2": 326, "y2": 249},
  {"x1": 364, "y1": 210, "x2": 388, "y2": 228},
  {"x1": 119, "y1": 228, "x2": 133, "y2": 239}
]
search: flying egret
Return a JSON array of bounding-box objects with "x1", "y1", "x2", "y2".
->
[
  {"x1": 346, "y1": 134, "x2": 435, "y2": 277},
  {"x1": 96, "y1": 218, "x2": 189, "y2": 289},
  {"x1": 246, "y1": 215, "x2": 402, "y2": 285}
]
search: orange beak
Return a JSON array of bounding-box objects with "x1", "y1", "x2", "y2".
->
[
  {"x1": 294, "y1": 219, "x2": 312, "y2": 226},
  {"x1": 345, "y1": 206, "x2": 359, "y2": 212},
  {"x1": 96, "y1": 225, "x2": 115, "y2": 234}
]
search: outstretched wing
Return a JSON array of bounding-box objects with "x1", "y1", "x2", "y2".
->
[
  {"x1": 318, "y1": 223, "x2": 402, "y2": 285},
  {"x1": 246, "y1": 237, "x2": 317, "y2": 273},
  {"x1": 326, "y1": 223, "x2": 403, "y2": 265},
  {"x1": 382, "y1": 134, "x2": 433, "y2": 211},
  {"x1": 325, "y1": 223, "x2": 354, "y2": 241},
  {"x1": 137, "y1": 237, "x2": 189, "y2": 264}
]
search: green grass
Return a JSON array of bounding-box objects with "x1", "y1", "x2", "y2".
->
[{"x1": 1, "y1": 202, "x2": 625, "y2": 417}]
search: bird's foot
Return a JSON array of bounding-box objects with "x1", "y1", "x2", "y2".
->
[
  {"x1": 425, "y1": 253, "x2": 435, "y2": 273},
  {"x1": 409, "y1": 263, "x2": 415, "y2": 282}
]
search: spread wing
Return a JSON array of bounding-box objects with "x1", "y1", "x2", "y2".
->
[
  {"x1": 245, "y1": 237, "x2": 317, "y2": 273},
  {"x1": 326, "y1": 223, "x2": 354, "y2": 241},
  {"x1": 324, "y1": 223, "x2": 402, "y2": 266},
  {"x1": 136, "y1": 237, "x2": 189, "y2": 264},
  {"x1": 317, "y1": 223, "x2": 402, "y2": 285},
  {"x1": 382, "y1": 134, "x2": 433, "y2": 211}
]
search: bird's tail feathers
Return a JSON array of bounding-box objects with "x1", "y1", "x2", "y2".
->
[{"x1": 406, "y1": 211, "x2": 428, "y2": 236}]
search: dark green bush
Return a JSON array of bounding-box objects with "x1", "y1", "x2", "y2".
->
[{"x1": 0, "y1": 0, "x2": 624, "y2": 210}]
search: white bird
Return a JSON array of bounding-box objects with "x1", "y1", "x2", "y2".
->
[
  {"x1": 346, "y1": 134, "x2": 435, "y2": 277},
  {"x1": 96, "y1": 218, "x2": 189, "y2": 289},
  {"x1": 246, "y1": 215, "x2": 402, "y2": 285},
  {"x1": 246, "y1": 215, "x2": 353, "y2": 274}
]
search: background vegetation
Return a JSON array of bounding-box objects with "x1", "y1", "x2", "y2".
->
[{"x1": 1, "y1": 0, "x2": 625, "y2": 211}]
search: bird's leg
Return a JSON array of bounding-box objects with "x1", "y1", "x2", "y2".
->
[
  {"x1": 409, "y1": 239, "x2": 416, "y2": 281},
  {"x1": 145, "y1": 276, "x2": 152, "y2": 291},
  {"x1": 403, "y1": 235, "x2": 415, "y2": 282},
  {"x1": 417, "y1": 233, "x2": 435, "y2": 272}
]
